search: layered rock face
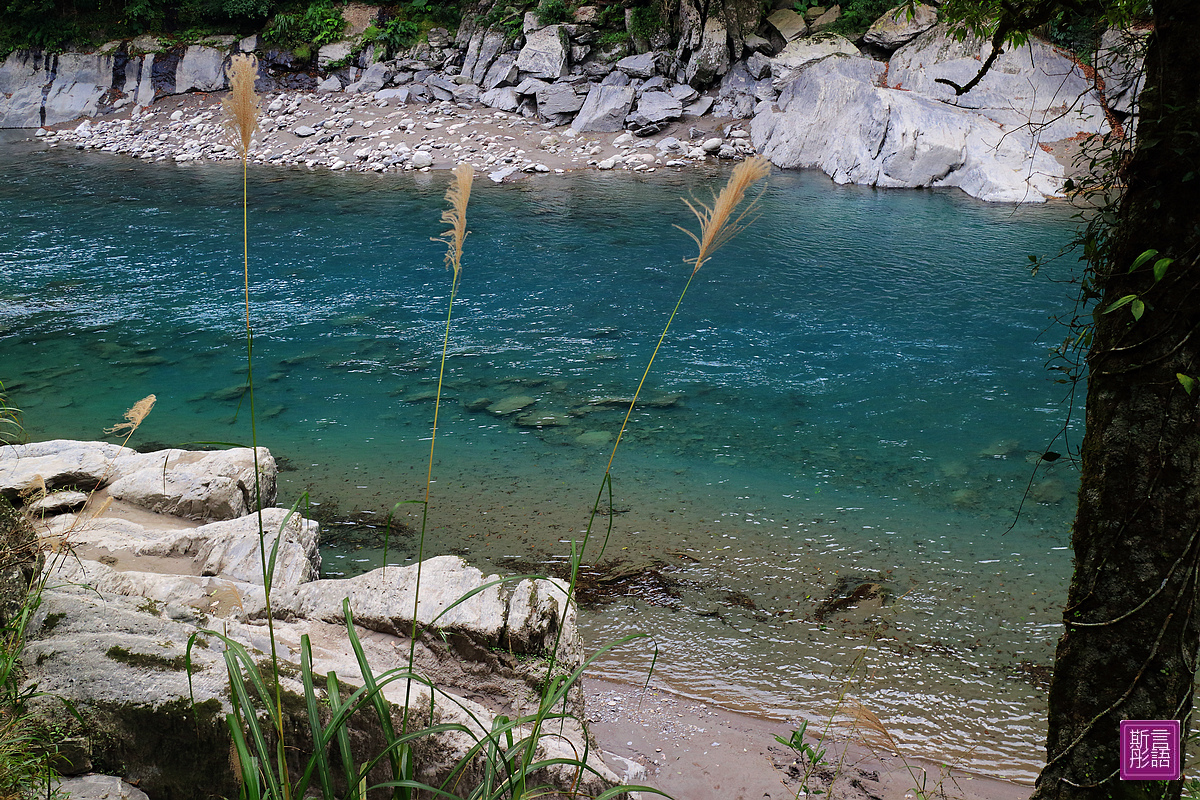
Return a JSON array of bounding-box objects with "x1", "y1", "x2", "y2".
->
[
  {"x1": 2, "y1": 440, "x2": 612, "y2": 799},
  {"x1": 0, "y1": 39, "x2": 255, "y2": 128}
]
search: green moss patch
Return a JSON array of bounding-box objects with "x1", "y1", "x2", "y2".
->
[{"x1": 105, "y1": 644, "x2": 188, "y2": 672}]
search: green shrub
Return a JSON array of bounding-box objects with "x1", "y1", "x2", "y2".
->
[
  {"x1": 178, "y1": 0, "x2": 272, "y2": 25},
  {"x1": 627, "y1": 2, "x2": 663, "y2": 39},
  {"x1": 826, "y1": 0, "x2": 898, "y2": 36},
  {"x1": 537, "y1": 0, "x2": 571, "y2": 25},
  {"x1": 598, "y1": 28, "x2": 629, "y2": 46},
  {"x1": 306, "y1": 1, "x2": 345, "y2": 45},
  {"x1": 263, "y1": 0, "x2": 345, "y2": 47},
  {"x1": 0, "y1": 497, "x2": 59, "y2": 798},
  {"x1": 363, "y1": 16, "x2": 421, "y2": 58},
  {"x1": 0, "y1": 0, "x2": 82, "y2": 56},
  {"x1": 1045, "y1": 8, "x2": 1103, "y2": 59}
]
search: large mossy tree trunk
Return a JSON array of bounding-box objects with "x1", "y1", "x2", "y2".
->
[{"x1": 1032, "y1": 3, "x2": 1200, "y2": 799}]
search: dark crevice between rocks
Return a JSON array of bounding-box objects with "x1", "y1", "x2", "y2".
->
[{"x1": 38, "y1": 53, "x2": 58, "y2": 128}]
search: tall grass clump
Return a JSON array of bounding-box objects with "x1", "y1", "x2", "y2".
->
[{"x1": 0, "y1": 484, "x2": 72, "y2": 796}]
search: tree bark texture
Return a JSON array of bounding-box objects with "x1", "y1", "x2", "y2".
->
[{"x1": 1033, "y1": 4, "x2": 1200, "y2": 800}]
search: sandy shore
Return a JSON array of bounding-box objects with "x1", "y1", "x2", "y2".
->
[
  {"x1": 33, "y1": 89, "x2": 753, "y2": 181},
  {"x1": 585, "y1": 677, "x2": 1035, "y2": 800}
]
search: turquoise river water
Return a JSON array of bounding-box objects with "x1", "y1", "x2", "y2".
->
[{"x1": 0, "y1": 132, "x2": 1085, "y2": 781}]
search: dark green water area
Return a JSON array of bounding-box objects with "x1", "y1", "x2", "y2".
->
[{"x1": 0, "y1": 131, "x2": 1085, "y2": 779}]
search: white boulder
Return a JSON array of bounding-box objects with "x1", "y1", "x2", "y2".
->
[
  {"x1": 887, "y1": 23, "x2": 1108, "y2": 143},
  {"x1": 516, "y1": 25, "x2": 570, "y2": 80},
  {"x1": 1095, "y1": 27, "x2": 1149, "y2": 119},
  {"x1": 751, "y1": 54, "x2": 1066, "y2": 202},
  {"x1": 766, "y1": 8, "x2": 809, "y2": 42},
  {"x1": 175, "y1": 45, "x2": 227, "y2": 93},
  {"x1": 571, "y1": 84, "x2": 635, "y2": 132},
  {"x1": 770, "y1": 34, "x2": 861, "y2": 89},
  {"x1": 863, "y1": 3, "x2": 938, "y2": 50},
  {"x1": 106, "y1": 447, "x2": 277, "y2": 522},
  {"x1": 536, "y1": 82, "x2": 585, "y2": 116}
]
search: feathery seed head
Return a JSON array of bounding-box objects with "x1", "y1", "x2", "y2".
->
[
  {"x1": 843, "y1": 699, "x2": 901, "y2": 755},
  {"x1": 222, "y1": 54, "x2": 261, "y2": 158},
  {"x1": 433, "y1": 163, "x2": 475, "y2": 278},
  {"x1": 105, "y1": 394, "x2": 156, "y2": 436},
  {"x1": 677, "y1": 156, "x2": 771, "y2": 274}
]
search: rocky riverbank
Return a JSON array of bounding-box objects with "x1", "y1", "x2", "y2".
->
[
  {"x1": 0, "y1": 439, "x2": 619, "y2": 798},
  {"x1": 31, "y1": 88, "x2": 751, "y2": 182},
  {"x1": 0, "y1": 0, "x2": 1147, "y2": 200}
]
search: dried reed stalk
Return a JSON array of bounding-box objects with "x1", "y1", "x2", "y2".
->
[
  {"x1": 222, "y1": 54, "x2": 260, "y2": 157},
  {"x1": 676, "y1": 156, "x2": 771, "y2": 273},
  {"x1": 843, "y1": 698, "x2": 901, "y2": 755},
  {"x1": 104, "y1": 394, "x2": 156, "y2": 436},
  {"x1": 434, "y1": 163, "x2": 475, "y2": 278}
]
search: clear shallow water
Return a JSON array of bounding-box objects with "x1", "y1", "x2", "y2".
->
[{"x1": 1, "y1": 133, "x2": 1082, "y2": 781}]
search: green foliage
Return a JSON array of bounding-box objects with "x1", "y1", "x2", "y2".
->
[
  {"x1": 937, "y1": 0, "x2": 1149, "y2": 56},
  {"x1": 178, "y1": 0, "x2": 272, "y2": 26},
  {"x1": 0, "y1": 0, "x2": 82, "y2": 55},
  {"x1": 775, "y1": 720, "x2": 828, "y2": 795},
  {"x1": 596, "y1": 2, "x2": 625, "y2": 26},
  {"x1": 627, "y1": 2, "x2": 663, "y2": 39},
  {"x1": 306, "y1": 1, "x2": 345, "y2": 44},
  {"x1": 0, "y1": 0, "x2": 289, "y2": 57},
  {"x1": 263, "y1": 0, "x2": 345, "y2": 48},
  {"x1": 0, "y1": 498, "x2": 65, "y2": 798},
  {"x1": 196, "y1": 597, "x2": 655, "y2": 800},
  {"x1": 536, "y1": 0, "x2": 571, "y2": 25},
  {"x1": 123, "y1": 0, "x2": 166, "y2": 31},
  {"x1": 480, "y1": 3, "x2": 525, "y2": 37},
  {"x1": 598, "y1": 28, "x2": 629, "y2": 46},
  {"x1": 824, "y1": 0, "x2": 897, "y2": 36},
  {"x1": 1044, "y1": 7, "x2": 1102, "y2": 56},
  {"x1": 363, "y1": 17, "x2": 421, "y2": 58},
  {"x1": 1098, "y1": 248, "x2": 1178, "y2": 322}
]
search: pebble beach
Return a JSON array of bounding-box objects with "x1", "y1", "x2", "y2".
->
[{"x1": 33, "y1": 88, "x2": 755, "y2": 180}]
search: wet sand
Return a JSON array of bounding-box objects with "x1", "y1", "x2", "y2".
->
[{"x1": 586, "y1": 677, "x2": 1035, "y2": 800}]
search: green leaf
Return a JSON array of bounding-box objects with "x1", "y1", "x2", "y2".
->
[
  {"x1": 1131, "y1": 298, "x2": 1145, "y2": 320},
  {"x1": 1178, "y1": 374, "x2": 1196, "y2": 395},
  {"x1": 1128, "y1": 248, "x2": 1159, "y2": 273},
  {"x1": 1153, "y1": 257, "x2": 1174, "y2": 282},
  {"x1": 1102, "y1": 294, "x2": 1138, "y2": 314}
]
